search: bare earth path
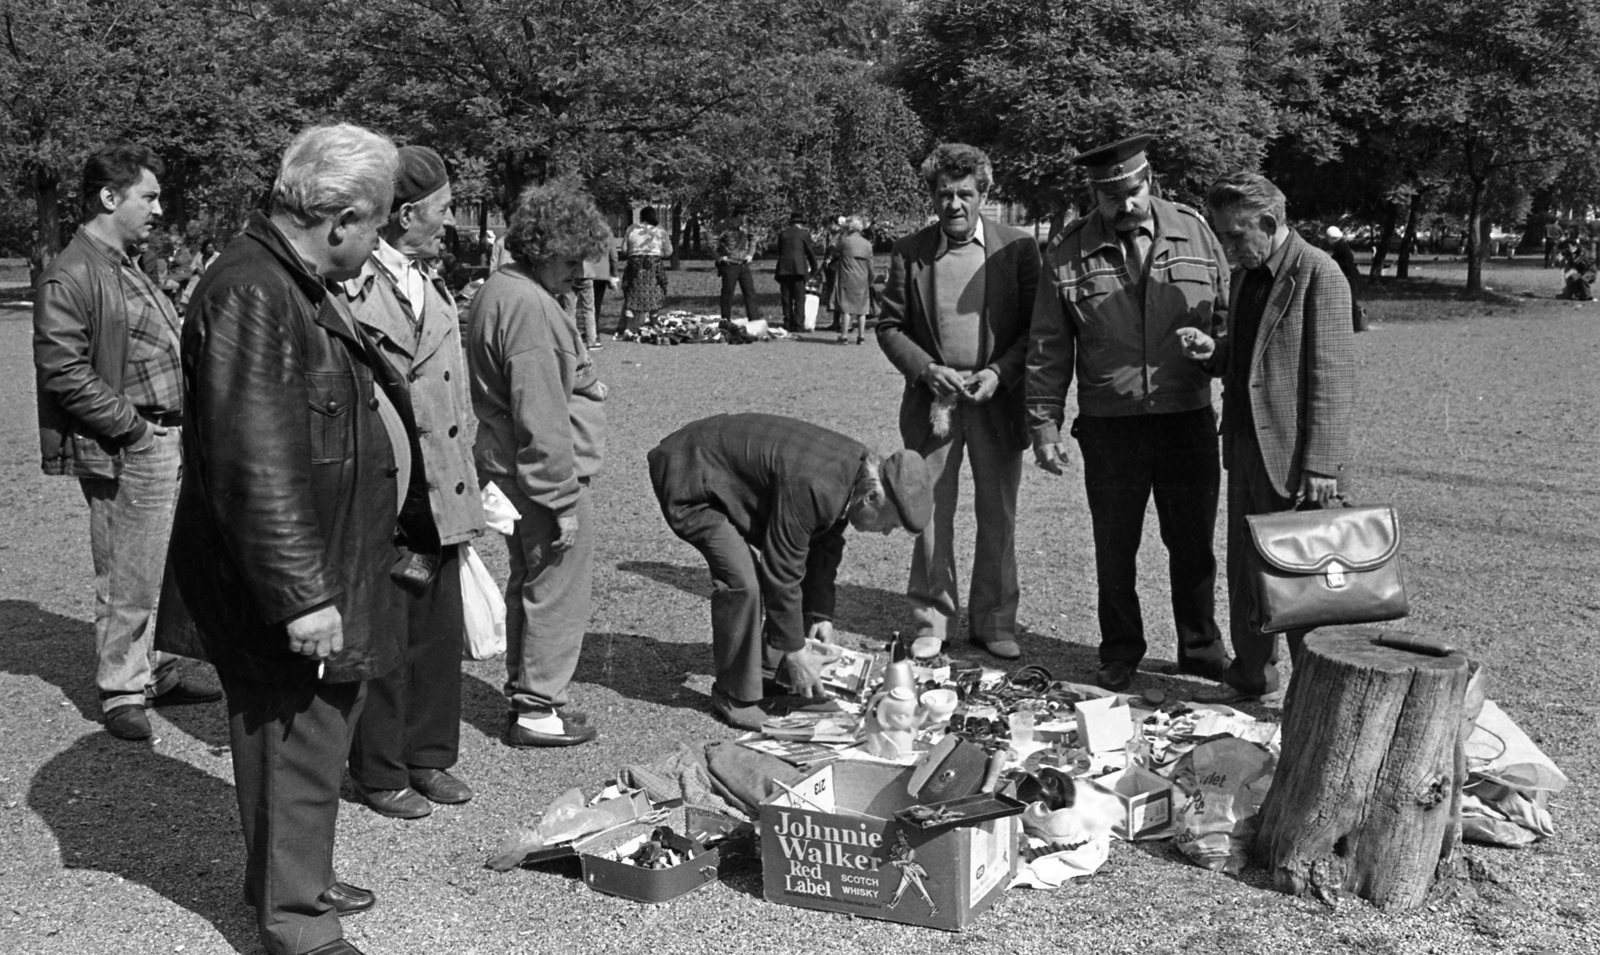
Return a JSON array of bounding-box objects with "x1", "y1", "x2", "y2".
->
[{"x1": 0, "y1": 256, "x2": 1594, "y2": 954}]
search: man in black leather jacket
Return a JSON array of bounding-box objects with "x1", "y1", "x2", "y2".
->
[
  {"x1": 155, "y1": 124, "x2": 404, "y2": 955},
  {"x1": 32, "y1": 143, "x2": 220, "y2": 742}
]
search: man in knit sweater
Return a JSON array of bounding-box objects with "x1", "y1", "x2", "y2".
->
[{"x1": 876, "y1": 143, "x2": 1040, "y2": 661}]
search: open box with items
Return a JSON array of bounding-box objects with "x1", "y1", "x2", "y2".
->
[{"x1": 576, "y1": 804, "x2": 755, "y2": 904}]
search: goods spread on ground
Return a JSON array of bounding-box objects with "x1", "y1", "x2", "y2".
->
[{"x1": 487, "y1": 634, "x2": 1567, "y2": 929}]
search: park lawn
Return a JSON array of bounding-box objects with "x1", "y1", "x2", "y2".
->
[{"x1": 0, "y1": 253, "x2": 1595, "y2": 955}]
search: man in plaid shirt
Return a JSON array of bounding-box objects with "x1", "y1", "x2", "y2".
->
[{"x1": 33, "y1": 143, "x2": 220, "y2": 741}]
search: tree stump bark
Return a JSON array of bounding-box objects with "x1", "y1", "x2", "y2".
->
[{"x1": 1255, "y1": 627, "x2": 1469, "y2": 910}]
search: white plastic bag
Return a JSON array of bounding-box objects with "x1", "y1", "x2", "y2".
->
[
  {"x1": 480, "y1": 480, "x2": 522, "y2": 536},
  {"x1": 461, "y1": 545, "x2": 506, "y2": 660}
]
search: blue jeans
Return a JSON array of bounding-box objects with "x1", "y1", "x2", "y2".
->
[{"x1": 78, "y1": 427, "x2": 183, "y2": 713}]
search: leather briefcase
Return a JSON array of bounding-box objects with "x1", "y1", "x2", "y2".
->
[{"x1": 1245, "y1": 504, "x2": 1409, "y2": 634}]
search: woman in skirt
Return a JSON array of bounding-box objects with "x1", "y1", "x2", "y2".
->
[{"x1": 617, "y1": 206, "x2": 673, "y2": 340}]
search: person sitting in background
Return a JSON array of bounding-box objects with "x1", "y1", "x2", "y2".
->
[
  {"x1": 467, "y1": 175, "x2": 612, "y2": 748},
  {"x1": 616, "y1": 206, "x2": 672, "y2": 341},
  {"x1": 1559, "y1": 232, "x2": 1594, "y2": 301}
]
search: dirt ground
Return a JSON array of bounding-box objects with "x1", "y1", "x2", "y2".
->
[{"x1": 0, "y1": 254, "x2": 1595, "y2": 954}]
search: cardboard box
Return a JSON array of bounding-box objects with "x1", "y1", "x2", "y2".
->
[
  {"x1": 761, "y1": 761, "x2": 1018, "y2": 931},
  {"x1": 1091, "y1": 765, "x2": 1174, "y2": 841},
  {"x1": 578, "y1": 806, "x2": 753, "y2": 904},
  {"x1": 1074, "y1": 695, "x2": 1134, "y2": 753}
]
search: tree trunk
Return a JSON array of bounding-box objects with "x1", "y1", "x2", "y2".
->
[
  {"x1": 670, "y1": 201, "x2": 683, "y2": 269},
  {"x1": 1367, "y1": 203, "x2": 1399, "y2": 282},
  {"x1": 34, "y1": 164, "x2": 62, "y2": 252},
  {"x1": 1255, "y1": 628, "x2": 1469, "y2": 910},
  {"x1": 1465, "y1": 178, "x2": 1486, "y2": 296},
  {"x1": 1396, "y1": 193, "x2": 1422, "y2": 279}
]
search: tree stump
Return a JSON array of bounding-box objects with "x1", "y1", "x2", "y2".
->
[{"x1": 1254, "y1": 627, "x2": 1469, "y2": 909}]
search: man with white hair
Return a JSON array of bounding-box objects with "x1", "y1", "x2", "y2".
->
[{"x1": 158, "y1": 123, "x2": 405, "y2": 955}]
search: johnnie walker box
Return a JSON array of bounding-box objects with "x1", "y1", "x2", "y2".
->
[{"x1": 759, "y1": 761, "x2": 1018, "y2": 931}]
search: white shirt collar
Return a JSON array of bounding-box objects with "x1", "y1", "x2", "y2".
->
[{"x1": 936, "y1": 217, "x2": 986, "y2": 256}]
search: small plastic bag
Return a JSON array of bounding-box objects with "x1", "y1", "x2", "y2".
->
[{"x1": 461, "y1": 545, "x2": 506, "y2": 660}]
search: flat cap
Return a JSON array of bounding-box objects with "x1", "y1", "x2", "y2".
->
[
  {"x1": 1073, "y1": 134, "x2": 1153, "y2": 187},
  {"x1": 394, "y1": 145, "x2": 449, "y2": 208},
  {"x1": 880, "y1": 449, "x2": 932, "y2": 534}
]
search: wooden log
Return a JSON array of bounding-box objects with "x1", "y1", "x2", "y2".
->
[{"x1": 1254, "y1": 627, "x2": 1469, "y2": 909}]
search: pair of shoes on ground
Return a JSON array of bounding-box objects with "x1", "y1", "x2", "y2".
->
[
  {"x1": 354, "y1": 768, "x2": 475, "y2": 819},
  {"x1": 910, "y1": 636, "x2": 1021, "y2": 660},
  {"x1": 501, "y1": 709, "x2": 596, "y2": 749},
  {"x1": 710, "y1": 686, "x2": 841, "y2": 731},
  {"x1": 104, "y1": 673, "x2": 224, "y2": 740}
]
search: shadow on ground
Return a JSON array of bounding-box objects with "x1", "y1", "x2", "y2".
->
[
  {"x1": 0, "y1": 599, "x2": 232, "y2": 747},
  {"x1": 29, "y1": 733, "x2": 258, "y2": 953},
  {"x1": 0, "y1": 599, "x2": 102, "y2": 721},
  {"x1": 458, "y1": 629, "x2": 721, "y2": 739},
  {"x1": 616, "y1": 559, "x2": 906, "y2": 638}
]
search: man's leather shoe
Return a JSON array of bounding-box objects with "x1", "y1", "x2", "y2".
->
[
  {"x1": 973, "y1": 638, "x2": 1022, "y2": 660},
  {"x1": 502, "y1": 712, "x2": 598, "y2": 748},
  {"x1": 321, "y1": 881, "x2": 376, "y2": 916},
  {"x1": 409, "y1": 768, "x2": 473, "y2": 805},
  {"x1": 304, "y1": 940, "x2": 366, "y2": 955},
  {"x1": 149, "y1": 674, "x2": 222, "y2": 707},
  {"x1": 910, "y1": 635, "x2": 944, "y2": 659},
  {"x1": 710, "y1": 687, "x2": 767, "y2": 731},
  {"x1": 105, "y1": 704, "x2": 152, "y2": 741},
  {"x1": 1095, "y1": 661, "x2": 1136, "y2": 693},
  {"x1": 1176, "y1": 656, "x2": 1234, "y2": 684},
  {"x1": 355, "y1": 784, "x2": 432, "y2": 819}
]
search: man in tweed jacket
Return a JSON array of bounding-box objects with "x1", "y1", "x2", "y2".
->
[
  {"x1": 648, "y1": 413, "x2": 931, "y2": 730},
  {"x1": 1181, "y1": 172, "x2": 1356, "y2": 698}
]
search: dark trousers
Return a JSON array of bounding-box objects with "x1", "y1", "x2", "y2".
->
[
  {"x1": 718, "y1": 261, "x2": 761, "y2": 322},
  {"x1": 1225, "y1": 428, "x2": 1308, "y2": 694},
  {"x1": 1075, "y1": 407, "x2": 1225, "y2": 668},
  {"x1": 776, "y1": 275, "x2": 807, "y2": 330},
  {"x1": 677, "y1": 508, "x2": 772, "y2": 703},
  {"x1": 348, "y1": 544, "x2": 463, "y2": 790},
  {"x1": 225, "y1": 674, "x2": 365, "y2": 955}
]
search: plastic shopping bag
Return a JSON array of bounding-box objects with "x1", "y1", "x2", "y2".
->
[{"x1": 461, "y1": 545, "x2": 506, "y2": 660}]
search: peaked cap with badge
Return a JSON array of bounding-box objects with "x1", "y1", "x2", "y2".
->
[{"x1": 1073, "y1": 134, "x2": 1154, "y2": 188}]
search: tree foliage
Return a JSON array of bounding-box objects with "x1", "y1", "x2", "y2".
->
[{"x1": 888, "y1": 0, "x2": 1350, "y2": 214}]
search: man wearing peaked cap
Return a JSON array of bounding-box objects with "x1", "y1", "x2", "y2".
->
[
  {"x1": 648, "y1": 413, "x2": 931, "y2": 731},
  {"x1": 333, "y1": 144, "x2": 488, "y2": 818},
  {"x1": 1025, "y1": 133, "x2": 1233, "y2": 695}
]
